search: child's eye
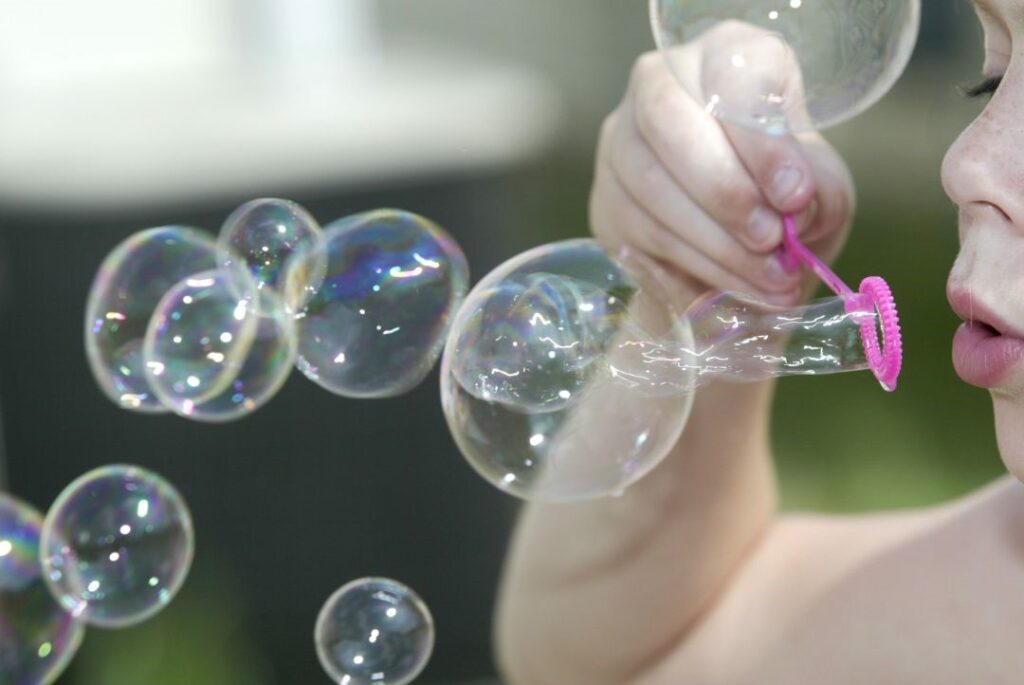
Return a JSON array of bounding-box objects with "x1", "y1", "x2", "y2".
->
[{"x1": 962, "y1": 75, "x2": 1004, "y2": 99}]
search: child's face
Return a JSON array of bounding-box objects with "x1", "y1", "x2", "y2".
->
[{"x1": 942, "y1": 0, "x2": 1024, "y2": 476}]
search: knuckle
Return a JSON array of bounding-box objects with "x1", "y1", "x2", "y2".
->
[
  {"x1": 708, "y1": 174, "x2": 756, "y2": 217},
  {"x1": 633, "y1": 78, "x2": 684, "y2": 147},
  {"x1": 630, "y1": 51, "x2": 663, "y2": 84}
]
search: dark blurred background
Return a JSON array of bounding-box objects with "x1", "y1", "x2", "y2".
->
[{"x1": 0, "y1": 1, "x2": 1003, "y2": 683}]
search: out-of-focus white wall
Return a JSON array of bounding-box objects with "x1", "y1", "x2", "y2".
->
[
  {"x1": 0, "y1": 0, "x2": 562, "y2": 211},
  {"x1": 379, "y1": 0, "x2": 654, "y2": 151}
]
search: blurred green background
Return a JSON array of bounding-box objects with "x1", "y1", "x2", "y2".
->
[{"x1": 0, "y1": 1, "x2": 1005, "y2": 684}]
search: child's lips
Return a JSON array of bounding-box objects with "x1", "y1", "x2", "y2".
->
[{"x1": 948, "y1": 289, "x2": 1024, "y2": 388}]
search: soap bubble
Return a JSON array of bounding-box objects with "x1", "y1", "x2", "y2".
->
[
  {"x1": 442, "y1": 239, "x2": 697, "y2": 502},
  {"x1": 218, "y1": 198, "x2": 326, "y2": 311},
  {"x1": 165, "y1": 287, "x2": 298, "y2": 422},
  {"x1": 143, "y1": 267, "x2": 262, "y2": 413},
  {"x1": 315, "y1": 577, "x2": 434, "y2": 685},
  {"x1": 650, "y1": 0, "x2": 920, "y2": 133},
  {"x1": 85, "y1": 227, "x2": 220, "y2": 412},
  {"x1": 290, "y1": 209, "x2": 469, "y2": 398},
  {"x1": 0, "y1": 494, "x2": 84, "y2": 685},
  {"x1": 41, "y1": 465, "x2": 195, "y2": 628}
]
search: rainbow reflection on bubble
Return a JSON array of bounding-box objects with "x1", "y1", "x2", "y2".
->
[
  {"x1": 41, "y1": 465, "x2": 194, "y2": 629},
  {"x1": 0, "y1": 494, "x2": 84, "y2": 684},
  {"x1": 290, "y1": 209, "x2": 469, "y2": 399}
]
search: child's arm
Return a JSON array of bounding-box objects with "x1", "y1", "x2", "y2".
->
[{"x1": 495, "y1": 46, "x2": 854, "y2": 685}]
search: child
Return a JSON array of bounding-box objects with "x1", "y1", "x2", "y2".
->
[{"x1": 495, "y1": 1, "x2": 1024, "y2": 683}]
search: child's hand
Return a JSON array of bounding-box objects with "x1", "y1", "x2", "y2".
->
[{"x1": 590, "y1": 43, "x2": 855, "y2": 307}]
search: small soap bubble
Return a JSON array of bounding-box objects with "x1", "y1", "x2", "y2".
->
[
  {"x1": 218, "y1": 198, "x2": 326, "y2": 310},
  {"x1": 41, "y1": 465, "x2": 195, "y2": 628},
  {"x1": 0, "y1": 494, "x2": 84, "y2": 685},
  {"x1": 289, "y1": 209, "x2": 469, "y2": 398},
  {"x1": 315, "y1": 577, "x2": 434, "y2": 685},
  {"x1": 172, "y1": 287, "x2": 298, "y2": 423},
  {"x1": 85, "y1": 227, "x2": 220, "y2": 412},
  {"x1": 143, "y1": 267, "x2": 262, "y2": 412},
  {"x1": 651, "y1": 0, "x2": 919, "y2": 132}
]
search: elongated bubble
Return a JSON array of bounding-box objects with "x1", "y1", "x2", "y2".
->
[{"x1": 443, "y1": 239, "x2": 886, "y2": 501}]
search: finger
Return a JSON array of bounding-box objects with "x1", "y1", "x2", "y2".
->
[
  {"x1": 722, "y1": 122, "x2": 817, "y2": 215},
  {"x1": 602, "y1": 121, "x2": 802, "y2": 295},
  {"x1": 627, "y1": 53, "x2": 785, "y2": 253},
  {"x1": 796, "y1": 132, "x2": 855, "y2": 250},
  {"x1": 591, "y1": 159, "x2": 800, "y2": 306}
]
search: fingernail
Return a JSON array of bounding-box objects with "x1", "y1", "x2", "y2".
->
[
  {"x1": 765, "y1": 290, "x2": 800, "y2": 307},
  {"x1": 763, "y1": 255, "x2": 796, "y2": 287},
  {"x1": 747, "y1": 207, "x2": 779, "y2": 246},
  {"x1": 771, "y1": 165, "x2": 804, "y2": 204}
]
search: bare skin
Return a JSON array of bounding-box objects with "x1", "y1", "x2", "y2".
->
[{"x1": 495, "y1": 2, "x2": 1024, "y2": 683}]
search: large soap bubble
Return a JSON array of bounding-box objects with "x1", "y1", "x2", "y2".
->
[
  {"x1": 443, "y1": 239, "x2": 900, "y2": 502},
  {"x1": 41, "y1": 465, "x2": 195, "y2": 628},
  {"x1": 650, "y1": 0, "x2": 920, "y2": 133},
  {"x1": 85, "y1": 227, "x2": 220, "y2": 412},
  {"x1": 0, "y1": 494, "x2": 85, "y2": 685},
  {"x1": 290, "y1": 209, "x2": 470, "y2": 399},
  {"x1": 442, "y1": 240, "x2": 697, "y2": 502},
  {"x1": 315, "y1": 577, "x2": 434, "y2": 685}
]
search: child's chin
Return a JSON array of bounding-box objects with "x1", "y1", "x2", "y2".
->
[{"x1": 994, "y1": 397, "x2": 1024, "y2": 481}]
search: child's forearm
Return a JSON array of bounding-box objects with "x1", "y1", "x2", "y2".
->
[{"x1": 495, "y1": 379, "x2": 779, "y2": 685}]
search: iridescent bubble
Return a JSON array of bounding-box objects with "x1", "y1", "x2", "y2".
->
[
  {"x1": 218, "y1": 198, "x2": 326, "y2": 311},
  {"x1": 442, "y1": 239, "x2": 696, "y2": 502},
  {"x1": 651, "y1": 0, "x2": 920, "y2": 133},
  {"x1": 143, "y1": 267, "x2": 261, "y2": 413},
  {"x1": 0, "y1": 494, "x2": 84, "y2": 684},
  {"x1": 289, "y1": 209, "x2": 469, "y2": 398},
  {"x1": 451, "y1": 271, "x2": 635, "y2": 413},
  {"x1": 85, "y1": 227, "x2": 220, "y2": 412},
  {"x1": 172, "y1": 288, "x2": 298, "y2": 423},
  {"x1": 41, "y1": 465, "x2": 195, "y2": 628},
  {"x1": 314, "y1": 577, "x2": 434, "y2": 685}
]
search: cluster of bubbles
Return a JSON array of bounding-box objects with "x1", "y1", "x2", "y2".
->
[
  {"x1": 86, "y1": 200, "x2": 469, "y2": 422},
  {"x1": 1, "y1": 465, "x2": 193, "y2": 684},
  {"x1": 315, "y1": 577, "x2": 434, "y2": 685},
  {"x1": 441, "y1": 240, "x2": 885, "y2": 502}
]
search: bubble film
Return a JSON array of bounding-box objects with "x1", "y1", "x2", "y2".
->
[
  {"x1": 85, "y1": 227, "x2": 220, "y2": 412},
  {"x1": 682, "y1": 290, "x2": 876, "y2": 382},
  {"x1": 170, "y1": 288, "x2": 298, "y2": 422},
  {"x1": 41, "y1": 465, "x2": 195, "y2": 628},
  {"x1": 444, "y1": 240, "x2": 889, "y2": 501},
  {"x1": 218, "y1": 198, "x2": 326, "y2": 311},
  {"x1": 442, "y1": 240, "x2": 696, "y2": 501},
  {"x1": 315, "y1": 577, "x2": 434, "y2": 685},
  {"x1": 651, "y1": 0, "x2": 920, "y2": 133},
  {"x1": 0, "y1": 494, "x2": 84, "y2": 685},
  {"x1": 143, "y1": 268, "x2": 261, "y2": 413},
  {"x1": 290, "y1": 209, "x2": 470, "y2": 398}
]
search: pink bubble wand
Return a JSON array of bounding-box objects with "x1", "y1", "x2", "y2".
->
[{"x1": 778, "y1": 215, "x2": 903, "y2": 391}]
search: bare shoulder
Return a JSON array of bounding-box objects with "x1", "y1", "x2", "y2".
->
[{"x1": 639, "y1": 476, "x2": 1024, "y2": 685}]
